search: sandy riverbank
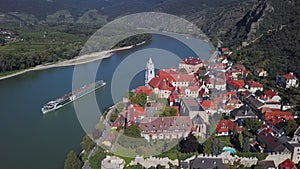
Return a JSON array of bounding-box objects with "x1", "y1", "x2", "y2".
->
[{"x1": 0, "y1": 45, "x2": 136, "y2": 81}]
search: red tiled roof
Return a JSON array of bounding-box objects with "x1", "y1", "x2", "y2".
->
[
  {"x1": 262, "y1": 108, "x2": 294, "y2": 121},
  {"x1": 149, "y1": 77, "x2": 175, "y2": 91},
  {"x1": 136, "y1": 86, "x2": 153, "y2": 96},
  {"x1": 158, "y1": 70, "x2": 175, "y2": 82},
  {"x1": 180, "y1": 57, "x2": 203, "y2": 65},
  {"x1": 259, "y1": 90, "x2": 278, "y2": 100},
  {"x1": 247, "y1": 80, "x2": 263, "y2": 88},
  {"x1": 170, "y1": 73, "x2": 196, "y2": 82},
  {"x1": 128, "y1": 104, "x2": 146, "y2": 122},
  {"x1": 221, "y1": 48, "x2": 229, "y2": 52},
  {"x1": 201, "y1": 100, "x2": 211, "y2": 110},
  {"x1": 279, "y1": 158, "x2": 297, "y2": 169},
  {"x1": 227, "y1": 79, "x2": 245, "y2": 89},
  {"x1": 283, "y1": 73, "x2": 296, "y2": 79},
  {"x1": 216, "y1": 120, "x2": 243, "y2": 133}
]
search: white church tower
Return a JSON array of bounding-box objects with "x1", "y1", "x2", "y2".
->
[{"x1": 145, "y1": 58, "x2": 155, "y2": 85}]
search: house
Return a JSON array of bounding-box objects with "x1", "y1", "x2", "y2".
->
[
  {"x1": 261, "y1": 108, "x2": 294, "y2": 122},
  {"x1": 259, "y1": 90, "x2": 281, "y2": 103},
  {"x1": 149, "y1": 77, "x2": 175, "y2": 98},
  {"x1": 277, "y1": 72, "x2": 299, "y2": 88},
  {"x1": 125, "y1": 104, "x2": 146, "y2": 125},
  {"x1": 205, "y1": 78, "x2": 226, "y2": 91},
  {"x1": 189, "y1": 157, "x2": 229, "y2": 169},
  {"x1": 255, "y1": 68, "x2": 268, "y2": 77},
  {"x1": 257, "y1": 128, "x2": 287, "y2": 153},
  {"x1": 244, "y1": 95, "x2": 264, "y2": 112},
  {"x1": 285, "y1": 142, "x2": 300, "y2": 164},
  {"x1": 179, "y1": 57, "x2": 204, "y2": 73},
  {"x1": 139, "y1": 116, "x2": 192, "y2": 141},
  {"x1": 179, "y1": 86, "x2": 200, "y2": 98},
  {"x1": 218, "y1": 47, "x2": 231, "y2": 55},
  {"x1": 216, "y1": 120, "x2": 243, "y2": 136},
  {"x1": 215, "y1": 78, "x2": 226, "y2": 91},
  {"x1": 170, "y1": 73, "x2": 197, "y2": 87},
  {"x1": 279, "y1": 158, "x2": 297, "y2": 169},
  {"x1": 257, "y1": 160, "x2": 276, "y2": 169},
  {"x1": 225, "y1": 95, "x2": 243, "y2": 109},
  {"x1": 245, "y1": 80, "x2": 263, "y2": 93},
  {"x1": 230, "y1": 105, "x2": 257, "y2": 121},
  {"x1": 227, "y1": 79, "x2": 245, "y2": 91}
]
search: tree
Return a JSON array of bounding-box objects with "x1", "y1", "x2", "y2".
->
[
  {"x1": 128, "y1": 91, "x2": 134, "y2": 100},
  {"x1": 89, "y1": 148, "x2": 106, "y2": 169},
  {"x1": 136, "y1": 92, "x2": 147, "y2": 106},
  {"x1": 109, "y1": 110, "x2": 119, "y2": 122},
  {"x1": 179, "y1": 132, "x2": 203, "y2": 153},
  {"x1": 64, "y1": 151, "x2": 83, "y2": 169},
  {"x1": 130, "y1": 92, "x2": 147, "y2": 107},
  {"x1": 285, "y1": 120, "x2": 298, "y2": 136},
  {"x1": 81, "y1": 135, "x2": 96, "y2": 153},
  {"x1": 160, "y1": 107, "x2": 178, "y2": 117},
  {"x1": 244, "y1": 118, "x2": 263, "y2": 133},
  {"x1": 124, "y1": 125, "x2": 142, "y2": 138}
]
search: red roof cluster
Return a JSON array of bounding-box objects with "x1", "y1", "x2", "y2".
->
[
  {"x1": 180, "y1": 57, "x2": 203, "y2": 65},
  {"x1": 136, "y1": 86, "x2": 153, "y2": 96},
  {"x1": 227, "y1": 79, "x2": 245, "y2": 89},
  {"x1": 247, "y1": 80, "x2": 263, "y2": 88},
  {"x1": 262, "y1": 108, "x2": 294, "y2": 122},
  {"x1": 259, "y1": 90, "x2": 278, "y2": 100},
  {"x1": 216, "y1": 120, "x2": 243, "y2": 133}
]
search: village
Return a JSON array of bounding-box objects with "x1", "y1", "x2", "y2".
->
[
  {"x1": 95, "y1": 47, "x2": 300, "y2": 169},
  {"x1": 0, "y1": 29, "x2": 20, "y2": 45}
]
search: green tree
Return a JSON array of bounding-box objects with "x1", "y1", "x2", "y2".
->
[
  {"x1": 136, "y1": 92, "x2": 147, "y2": 106},
  {"x1": 130, "y1": 92, "x2": 147, "y2": 107},
  {"x1": 81, "y1": 135, "x2": 96, "y2": 153},
  {"x1": 124, "y1": 125, "x2": 142, "y2": 138},
  {"x1": 244, "y1": 118, "x2": 263, "y2": 133},
  {"x1": 89, "y1": 148, "x2": 106, "y2": 169},
  {"x1": 64, "y1": 151, "x2": 83, "y2": 169},
  {"x1": 128, "y1": 91, "x2": 134, "y2": 100},
  {"x1": 109, "y1": 110, "x2": 119, "y2": 123},
  {"x1": 160, "y1": 107, "x2": 178, "y2": 117},
  {"x1": 285, "y1": 120, "x2": 298, "y2": 136}
]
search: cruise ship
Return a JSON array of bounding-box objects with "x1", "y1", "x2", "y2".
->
[{"x1": 41, "y1": 80, "x2": 106, "y2": 114}]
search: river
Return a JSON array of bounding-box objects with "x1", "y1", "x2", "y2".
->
[{"x1": 0, "y1": 34, "x2": 212, "y2": 169}]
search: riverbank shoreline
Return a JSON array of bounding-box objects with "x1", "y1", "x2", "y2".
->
[{"x1": 0, "y1": 45, "x2": 138, "y2": 81}]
